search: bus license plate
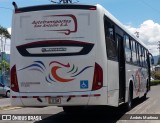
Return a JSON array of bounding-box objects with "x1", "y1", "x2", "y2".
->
[{"x1": 49, "y1": 97, "x2": 61, "y2": 104}]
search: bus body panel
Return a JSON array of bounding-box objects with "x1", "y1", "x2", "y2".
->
[
  {"x1": 11, "y1": 7, "x2": 104, "y2": 106},
  {"x1": 107, "y1": 60, "x2": 119, "y2": 106},
  {"x1": 125, "y1": 64, "x2": 148, "y2": 101}
]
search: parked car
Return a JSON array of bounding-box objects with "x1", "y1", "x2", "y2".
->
[
  {"x1": 0, "y1": 83, "x2": 10, "y2": 97},
  {"x1": 150, "y1": 77, "x2": 154, "y2": 81}
]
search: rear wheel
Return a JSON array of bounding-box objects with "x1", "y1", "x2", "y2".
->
[
  {"x1": 143, "y1": 93, "x2": 147, "y2": 99},
  {"x1": 127, "y1": 84, "x2": 133, "y2": 111},
  {"x1": 143, "y1": 81, "x2": 149, "y2": 99},
  {"x1": 63, "y1": 106, "x2": 84, "y2": 114}
]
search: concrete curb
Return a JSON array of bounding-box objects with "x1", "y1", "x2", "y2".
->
[
  {"x1": 0, "y1": 105, "x2": 11, "y2": 110},
  {"x1": 0, "y1": 105, "x2": 22, "y2": 110}
]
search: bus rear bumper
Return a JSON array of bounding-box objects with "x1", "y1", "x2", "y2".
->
[{"x1": 11, "y1": 87, "x2": 108, "y2": 106}]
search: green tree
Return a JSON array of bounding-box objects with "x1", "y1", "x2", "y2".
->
[
  {"x1": 0, "y1": 60, "x2": 10, "y2": 71},
  {"x1": 0, "y1": 25, "x2": 11, "y2": 39},
  {"x1": 0, "y1": 25, "x2": 11, "y2": 83}
]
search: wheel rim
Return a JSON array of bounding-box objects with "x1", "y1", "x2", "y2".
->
[
  {"x1": 128, "y1": 90, "x2": 132, "y2": 109},
  {"x1": 7, "y1": 91, "x2": 10, "y2": 97}
]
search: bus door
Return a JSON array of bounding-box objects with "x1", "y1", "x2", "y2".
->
[{"x1": 117, "y1": 34, "x2": 126, "y2": 102}]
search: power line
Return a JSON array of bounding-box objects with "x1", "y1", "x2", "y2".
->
[
  {"x1": 140, "y1": 0, "x2": 160, "y2": 14},
  {"x1": 0, "y1": 7, "x2": 12, "y2": 11}
]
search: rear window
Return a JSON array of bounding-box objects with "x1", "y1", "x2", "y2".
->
[{"x1": 13, "y1": 7, "x2": 97, "y2": 56}]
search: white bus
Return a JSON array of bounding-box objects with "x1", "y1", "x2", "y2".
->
[{"x1": 11, "y1": 3, "x2": 153, "y2": 112}]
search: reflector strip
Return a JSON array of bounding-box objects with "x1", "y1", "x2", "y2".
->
[
  {"x1": 12, "y1": 96, "x2": 17, "y2": 98},
  {"x1": 94, "y1": 94, "x2": 101, "y2": 97},
  {"x1": 11, "y1": 94, "x2": 101, "y2": 98},
  {"x1": 89, "y1": 7, "x2": 97, "y2": 10}
]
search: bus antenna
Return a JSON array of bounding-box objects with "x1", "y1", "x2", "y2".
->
[{"x1": 12, "y1": 1, "x2": 18, "y2": 9}]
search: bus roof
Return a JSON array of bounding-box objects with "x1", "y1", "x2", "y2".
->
[{"x1": 14, "y1": 4, "x2": 96, "y2": 13}]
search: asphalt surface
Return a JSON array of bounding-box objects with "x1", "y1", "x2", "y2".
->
[
  {"x1": 0, "y1": 85, "x2": 159, "y2": 123},
  {"x1": 0, "y1": 98, "x2": 10, "y2": 107}
]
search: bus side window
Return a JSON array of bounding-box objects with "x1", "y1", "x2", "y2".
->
[
  {"x1": 136, "y1": 43, "x2": 140, "y2": 65},
  {"x1": 139, "y1": 45, "x2": 143, "y2": 66},
  {"x1": 145, "y1": 50, "x2": 148, "y2": 68},
  {"x1": 124, "y1": 35, "x2": 132, "y2": 63},
  {"x1": 104, "y1": 16, "x2": 117, "y2": 60},
  {"x1": 132, "y1": 40, "x2": 137, "y2": 65}
]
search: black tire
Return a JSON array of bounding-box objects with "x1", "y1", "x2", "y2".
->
[
  {"x1": 6, "y1": 91, "x2": 10, "y2": 98},
  {"x1": 143, "y1": 81, "x2": 149, "y2": 100},
  {"x1": 63, "y1": 106, "x2": 84, "y2": 114},
  {"x1": 143, "y1": 93, "x2": 147, "y2": 100},
  {"x1": 127, "y1": 85, "x2": 133, "y2": 111}
]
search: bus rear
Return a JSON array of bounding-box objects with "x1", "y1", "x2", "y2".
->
[{"x1": 11, "y1": 4, "x2": 106, "y2": 107}]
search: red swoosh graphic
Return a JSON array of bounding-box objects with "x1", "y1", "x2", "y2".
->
[
  {"x1": 136, "y1": 71, "x2": 141, "y2": 95},
  {"x1": 51, "y1": 66, "x2": 74, "y2": 82},
  {"x1": 49, "y1": 61, "x2": 70, "y2": 67}
]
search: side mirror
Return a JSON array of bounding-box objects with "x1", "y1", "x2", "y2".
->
[
  {"x1": 148, "y1": 52, "x2": 154, "y2": 65},
  {"x1": 151, "y1": 57, "x2": 154, "y2": 65},
  {"x1": 0, "y1": 83, "x2": 4, "y2": 87}
]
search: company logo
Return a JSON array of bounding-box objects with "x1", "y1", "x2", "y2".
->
[
  {"x1": 31, "y1": 14, "x2": 77, "y2": 35},
  {"x1": 41, "y1": 48, "x2": 67, "y2": 53},
  {"x1": 18, "y1": 61, "x2": 93, "y2": 83}
]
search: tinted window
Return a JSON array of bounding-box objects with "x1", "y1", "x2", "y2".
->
[
  {"x1": 125, "y1": 35, "x2": 132, "y2": 62},
  {"x1": 104, "y1": 16, "x2": 117, "y2": 60}
]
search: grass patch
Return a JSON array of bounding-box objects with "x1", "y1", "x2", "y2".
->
[{"x1": 151, "y1": 80, "x2": 160, "y2": 86}]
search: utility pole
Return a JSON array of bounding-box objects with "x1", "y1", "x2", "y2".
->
[
  {"x1": 134, "y1": 31, "x2": 139, "y2": 38},
  {"x1": 50, "y1": 0, "x2": 73, "y2": 4}
]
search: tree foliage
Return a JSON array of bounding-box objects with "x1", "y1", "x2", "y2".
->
[
  {"x1": 0, "y1": 25, "x2": 11, "y2": 39},
  {"x1": 0, "y1": 25, "x2": 10, "y2": 73},
  {"x1": 0, "y1": 60, "x2": 10, "y2": 71},
  {"x1": 151, "y1": 71, "x2": 160, "y2": 80}
]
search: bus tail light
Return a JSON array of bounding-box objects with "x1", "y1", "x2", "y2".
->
[
  {"x1": 11, "y1": 65, "x2": 19, "y2": 92},
  {"x1": 92, "y1": 63, "x2": 103, "y2": 91}
]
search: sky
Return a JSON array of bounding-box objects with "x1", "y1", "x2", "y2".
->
[{"x1": 0, "y1": 0, "x2": 160, "y2": 56}]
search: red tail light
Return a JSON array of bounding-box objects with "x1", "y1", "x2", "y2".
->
[
  {"x1": 89, "y1": 7, "x2": 97, "y2": 10},
  {"x1": 11, "y1": 65, "x2": 19, "y2": 92},
  {"x1": 92, "y1": 63, "x2": 103, "y2": 91}
]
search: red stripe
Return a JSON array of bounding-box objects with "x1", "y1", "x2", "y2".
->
[
  {"x1": 21, "y1": 96, "x2": 27, "y2": 98},
  {"x1": 93, "y1": 94, "x2": 101, "y2": 97},
  {"x1": 12, "y1": 96, "x2": 17, "y2": 98},
  {"x1": 89, "y1": 8, "x2": 97, "y2": 10},
  {"x1": 33, "y1": 96, "x2": 39, "y2": 98},
  {"x1": 81, "y1": 95, "x2": 89, "y2": 97},
  {"x1": 11, "y1": 94, "x2": 101, "y2": 98}
]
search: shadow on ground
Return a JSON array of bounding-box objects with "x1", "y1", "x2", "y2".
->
[{"x1": 35, "y1": 97, "x2": 149, "y2": 123}]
